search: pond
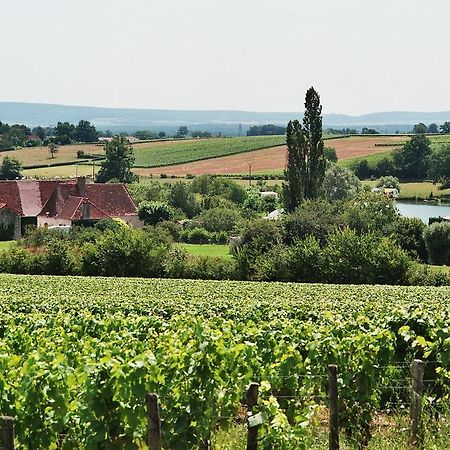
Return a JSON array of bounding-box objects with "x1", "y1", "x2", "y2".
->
[{"x1": 396, "y1": 201, "x2": 450, "y2": 224}]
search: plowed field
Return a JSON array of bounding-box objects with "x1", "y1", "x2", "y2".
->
[{"x1": 135, "y1": 136, "x2": 407, "y2": 176}]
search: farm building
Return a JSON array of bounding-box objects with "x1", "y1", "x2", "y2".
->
[{"x1": 0, "y1": 177, "x2": 139, "y2": 239}]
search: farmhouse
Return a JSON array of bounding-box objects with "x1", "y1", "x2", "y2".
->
[{"x1": 0, "y1": 177, "x2": 139, "y2": 239}]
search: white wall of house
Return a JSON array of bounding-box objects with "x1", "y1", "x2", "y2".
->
[{"x1": 37, "y1": 216, "x2": 72, "y2": 228}]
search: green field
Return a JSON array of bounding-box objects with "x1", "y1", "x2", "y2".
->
[
  {"x1": 133, "y1": 135, "x2": 286, "y2": 168},
  {"x1": 363, "y1": 180, "x2": 450, "y2": 199},
  {"x1": 1, "y1": 274, "x2": 450, "y2": 447},
  {"x1": 179, "y1": 243, "x2": 232, "y2": 260}
]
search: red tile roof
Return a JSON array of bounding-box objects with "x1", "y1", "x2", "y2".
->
[{"x1": 0, "y1": 179, "x2": 137, "y2": 221}]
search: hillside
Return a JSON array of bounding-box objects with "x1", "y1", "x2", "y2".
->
[{"x1": 2, "y1": 102, "x2": 450, "y2": 134}]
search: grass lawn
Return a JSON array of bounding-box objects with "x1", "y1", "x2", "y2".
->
[
  {"x1": 363, "y1": 180, "x2": 450, "y2": 199},
  {"x1": 0, "y1": 241, "x2": 13, "y2": 251},
  {"x1": 178, "y1": 243, "x2": 233, "y2": 260}
]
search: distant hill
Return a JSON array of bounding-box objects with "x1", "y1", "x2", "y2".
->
[{"x1": 1, "y1": 102, "x2": 450, "y2": 135}]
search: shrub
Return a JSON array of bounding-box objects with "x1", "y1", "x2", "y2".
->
[
  {"x1": 407, "y1": 264, "x2": 450, "y2": 286},
  {"x1": 184, "y1": 256, "x2": 236, "y2": 280},
  {"x1": 81, "y1": 228, "x2": 169, "y2": 277},
  {"x1": 251, "y1": 246, "x2": 291, "y2": 281},
  {"x1": 323, "y1": 228, "x2": 411, "y2": 285},
  {"x1": 180, "y1": 227, "x2": 213, "y2": 244},
  {"x1": 385, "y1": 217, "x2": 427, "y2": 261},
  {"x1": 322, "y1": 164, "x2": 361, "y2": 201},
  {"x1": 283, "y1": 200, "x2": 342, "y2": 245},
  {"x1": 287, "y1": 236, "x2": 324, "y2": 282},
  {"x1": 0, "y1": 245, "x2": 35, "y2": 274},
  {"x1": 199, "y1": 207, "x2": 241, "y2": 233},
  {"x1": 138, "y1": 201, "x2": 174, "y2": 226},
  {"x1": 168, "y1": 182, "x2": 199, "y2": 218},
  {"x1": 423, "y1": 221, "x2": 450, "y2": 265},
  {"x1": 43, "y1": 239, "x2": 80, "y2": 275},
  {"x1": 376, "y1": 176, "x2": 400, "y2": 191},
  {"x1": 344, "y1": 192, "x2": 399, "y2": 234}
]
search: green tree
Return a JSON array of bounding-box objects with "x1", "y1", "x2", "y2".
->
[
  {"x1": 440, "y1": 122, "x2": 450, "y2": 134},
  {"x1": 138, "y1": 201, "x2": 174, "y2": 226},
  {"x1": 413, "y1": 123, "x2": 428, "y2": 134},
  {"x1": 428, "y1": 144, "x2": 450, "y2": 187},
  {"x1": 322, "y1": 164, "x2": 361, "y2": 201},
  {"x1": 0, "y1": 156, "x2": 22, "y2": 180},
  {"x1": 361, "y1": 127, "x2": 379, "y2": 135},
  {"x1": 48, "y1": 142, "x2": 59, "y2": 159},
  {"x1": 32, "y1": 126, "x2": 46, "y2": 140},
  {"x1": 74, "y1": 120, "x2": 98, "y2": 142},
  {"x1": 168, "y1": 182, "x2": 199, "y2": 218},
  {"x1": 96, "y1": 136, "x2": 136, "y2": 183},
  {"x1": 393, "y1": 135, "x2": 431, "y2": 179},
  {"x1": 324, "y1": 146, "x2": 338, "y2": 162},
  {"x1": 283, "y1": 87, "x2": 326, "y2": 211},
  {"x1": 53, "y1": 121, "x2": 75, "y2": 144},
  {"x1": 428, "y1": 123, "x2": 439, "y2": 134},
  {"x1": 176, "y1": 126, "x2": 189, "y2": 138},
  {"x1": 423, "y1": 221, "x2": 450, "y2": 265},
  {"x1": 375, "y1": 176, "x2": 400, "y2": 191}
]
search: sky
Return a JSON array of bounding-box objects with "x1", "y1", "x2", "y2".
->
[{"x1": 1, "y1": 0, "x2": 449, "y2": 115}]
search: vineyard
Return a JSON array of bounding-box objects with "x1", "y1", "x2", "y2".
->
[
  {"x1": 1, "y1": 275, "x2": 450, "y2": 448},
  {"x1": 132, "y1": 136, "x2": 286, "y2": 168}
]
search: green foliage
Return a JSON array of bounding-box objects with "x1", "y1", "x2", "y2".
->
[
  {"x1": 283, "y1": 200, "x2": 342, "y2": 245},
  {"x1": 138, "y1": 201, "x2": 174, "y2": 226},
  {"x1": 394, "y1": 135, "x2": 431, "y2": 179},
  {"x1": 324, "y1": 146, "x2": 338, "y2": 162},
  {"x1": 423, "y1": 221, "x2": 450, "y2": 265},
  {"x1": 0, "y1": 156, "x2": 23, "y2": 180},
  {"x1": 376, "y1": 175, "x2": 400, "y2": 191},
  {"x1": 81, "y1": 227, "x2": 169, "y2": 277},
  {"x1": 96, "y1": 136, "x2": 136, "y2": 183},
  {"x1": 246, "y1": 124, "x2": 285, "y2": 136},
  {"x1": 385, "y1": 217, "x2": 427, "y2": 261},
  {"x1": 344, "y1": 192, "x2": 399, "y2": 234},
  {"x1": 323, "y1": 228, "x2": 411, "y2": 285},
  {"x1": 199, "y1": 207, "x2": 241, "y2": 233},
  {"x1": 413, "y1": 123, "x2": 428, "y2": 134},
  {"x1": 321, "y1": 164, "x2": 361, "y2": 201},
  {"x1": 168, "y1": 182, "x2": 199, "y2": 218},
  {"x1": 1, "y1": 275, "x2": 450, "y2": 447},
  {"x1": 428, "y1": 144, "x2": 450, "y2": 185},
  {"x1": 283, "y1": 87, "x2": 326, "y2": 210},
  {"x1": 180, "y1": 227, "x2": 213, "y2": 244}
]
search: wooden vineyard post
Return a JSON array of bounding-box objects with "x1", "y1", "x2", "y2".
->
[
  {"x1": 328, "y1": 365, "x2": 339, "y2": 450},
  {"x1": 146, "y1": 393, "x2": 162, "y2": 450},
  {"x1": 246, "y1": 382, "x2": 260, "y2": 450},
  {"x1": 1, "y1": 416, "x2": 14, "y2": 450},
  {"x1": 409, "y1": 359, "x2": 424, "y2": 449}
]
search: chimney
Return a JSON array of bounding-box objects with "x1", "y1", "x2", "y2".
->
[
  {"x1": 77, "y1": 176, "x2": 86, "y2": 196},
  {"x1": 81, "y1": 200, "x2": 91, "y2": 220}
]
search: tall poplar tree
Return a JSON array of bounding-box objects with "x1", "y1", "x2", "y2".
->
[{"x1": 283, "y1": 87, "x2": 326, "y2": 211}]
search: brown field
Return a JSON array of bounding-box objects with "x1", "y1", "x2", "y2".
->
[
  {"x1": 4, "y1": 139, "x2": 193, "y2": 169},
  {"x1": 134, "y1": 136, "x2": 408, "y2": 177}
]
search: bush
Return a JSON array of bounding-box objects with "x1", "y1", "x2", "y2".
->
[
  {"x1": 168, "y1": 182, "x2": 199, "y2": 218},
  {"x1": 407, "y1": 264, "x2": 450, "y2": 286},
  {"x1": 344, "y1": 192, "x2": 399, "y2": 234},
  {"x1": 138, "y1": 201, "x2": 174, "y2": 226},
  {"x1": 184, "y1": 256, "x2": 236, "y2": 280},
  {"x1": 423, "y1": 221, "x2": 450, "y2": 265},
  {"x1": 82, "y1": 228, "x2": 169, "y2": 277},
  {"x1": 376, "y1": 176, "x2": 400, "y2": 191},
  {"x1": 283, "y1": 200, "x2": 342, "y2": 245},
  {"x1": 180, "y1": 227, "x2": 213, "y2": 244},
  {"x1": 0, "y1": 245, "x2": 35, "y2": 274},
  {"x1": 323, "y1": 228, "x2": 411, "y2": 285},
  {"x1": 385, "y1": 217, "x2": 427, "y2": 261},
  {"x1": 199, "y1": 207, "x2": 241, "y2": 233},
  {"x1": 287, "y1": 236, "x2": 324, "y2": 282},
  {"x1": 43, "y1": 239, "x2": 80, "y2": 275},
  {"x1": 233, "y1": 220, "x2": 282, "y2": 279}
]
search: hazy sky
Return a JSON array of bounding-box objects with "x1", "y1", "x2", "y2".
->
[{"x1": 1, "y1": 0, "x2": 449, "y2": 115}]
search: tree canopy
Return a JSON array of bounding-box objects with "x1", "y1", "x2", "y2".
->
[
  {"x1": 0, "y1": 156, "x2": 22, "y2": 180},
  {"x1": 393, "y1": 135, "x2": 431, "y2": 179},
  {"x1": 96, "y1": 136, "x2": 136, "y2": 183},
  {"x1": 283, "y1": 87, "x2": 326, "y2": 211}
]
